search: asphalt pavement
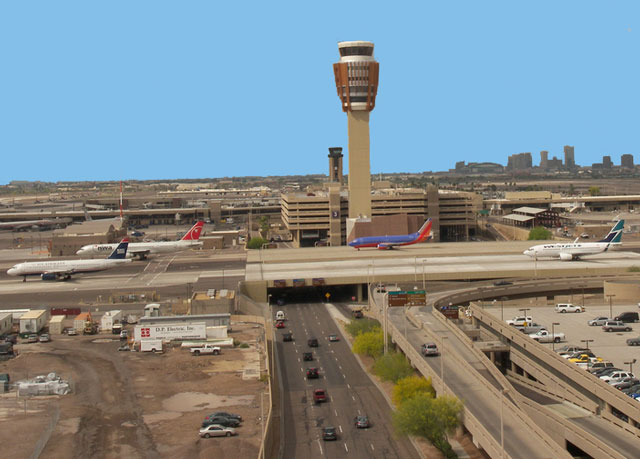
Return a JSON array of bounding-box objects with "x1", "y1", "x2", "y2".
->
[{"x1": 275, "y1": 302, "x2": 420, "y2": 459}]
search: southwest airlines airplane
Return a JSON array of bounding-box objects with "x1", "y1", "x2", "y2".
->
[
  {"x1": 348, "y1": 218, "x2": 432, "y2": 250},
  {"x1": 523, "y1": 220, "x2": 624, "y2": 261},
  {"x1": 7, "y1": 239, "x2": 131, "y2": 281},
  {"x1": 76, "y1": 221, "x2": 204, "y2": 259}
]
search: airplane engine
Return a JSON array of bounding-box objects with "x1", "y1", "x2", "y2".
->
[{"x1": 559, "y1": 252, "x2": 573, "y2": 261}]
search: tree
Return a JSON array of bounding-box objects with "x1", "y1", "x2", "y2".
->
[
  {"x1": 373, "y1": 352, "x2": 414, "y2": 382},
  {"x1": 528, "y1": 226, "x2": 552, "y2": 240},
  {"x1": 568, "y1": 183, "x2": 575, "y2": 195},
  {"x1": 247, "y1": 237, "x2": 267, "y2": 249},
  {"x1": 345, "y1": 318, "x2": 381, "y2": 337},
  {"x1": 589, "y1": 186, "x2": 600, "y2": 196},
  {"x1": 392, "y1": 375, "x2": 435, "y2": 405},
  {"x1": 393, "y1": 394, "x2": 464, "y2": 457},
  {"x1": 352, "y1": 329, "x2": 384, "y2": 359},
  {"x1": 259, "y1": 216, "x2": 269, "y2": 236}
]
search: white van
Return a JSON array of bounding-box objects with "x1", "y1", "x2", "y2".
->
[
  {"x1": 140, "y1": 339, "x2": 163, "y2": 353},
  {"x1": 276, "y1": 311, "x2": 285, "y2": 321}
]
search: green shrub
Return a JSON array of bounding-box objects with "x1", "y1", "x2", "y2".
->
[
  {"x1": 352, "y1": 329, "x2": 384, "y2": 359},
  {"x1": 373, "y1": 352, "x2": 413, "y2": 383},
  {"x1": 393, "y1": 394, "x2": 463, "y2": 458},
  {"x1": 247, "y1": 237, "x2": 268, "y2": 249},
  {"x1": 392, "y1": 375, "x2": 435, "y2": 405},
  {"x1": 345, "y1": 317, "x2": 381, "y2": 337},
  {"x1": 528, "y1": 226, "x2": 552, "y2": 240},
  {"x1": 627, "y1": 266, "x2": 640, "y2": 272}
]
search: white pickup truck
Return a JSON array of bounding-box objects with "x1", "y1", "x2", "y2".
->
[
  {"x1": 529, "y1": 330, "x2": 565, "y2": 343},
  {"x1": 191, "y1": 344, "x2": 221, "y2": 356}
]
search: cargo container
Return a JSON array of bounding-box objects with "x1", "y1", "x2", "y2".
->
[
  {"x1": 100, "y1": 310, "x2": 122, "y2": 332},
  {"x1": 0, "y1": 313, "x2": 13, "y2": 336},
  {"x1": 206, "y1": 326, "x2": 228, "y2": 339},
  {"x1": 19, "y1": 310, "x2": 50, "y2": 334},
  {"x1": 73, "y1": 312, "x2": 92, "y2": 332},
  {"x1": 134, "y1": 322, "x2": 207, "y2": 342},
  {"x1": 140, "y1": 339, "x2": 163, "y2": 353},
  {"x1": 0, "y1": 309, "x2": 30, "y2": 323},
  {"x1": 48, "y1": 315, "x2": 65, "y2": 335}
]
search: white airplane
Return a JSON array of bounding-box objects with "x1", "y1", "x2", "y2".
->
[
  {"x1": 76, "y1": 221, "x2": 204, "y2": 260},
  {"x1": 523, "y1": 220, "x2": 624, "y2": 261},
  {"x1": 7, "y1": 239, "x2": 131, "y2": 281}
]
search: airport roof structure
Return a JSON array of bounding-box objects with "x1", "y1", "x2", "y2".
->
[
  {"x1": 54, "y1": 219, "x2": 121, "y2": 236},
  {"x1": 503, "y1": 214, "x2": 535, "y2": 222},
  {"x1": 512, "y1": 206, "x2": 547, "y2": 215}
]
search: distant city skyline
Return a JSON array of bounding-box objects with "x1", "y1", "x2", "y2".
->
[{"x1": 1, "y1": 2, "x2": 639, "y2": 184}]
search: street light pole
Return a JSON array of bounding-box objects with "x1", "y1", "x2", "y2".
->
[
  {"x1": 519, "y1": 308, "x2": 530, "y2": 326},
  {"x1": 551, "y1": 322, "x2": 560, "y2": 352},
  {"x1": 383, "y1": 292, "x2": 389, "y2": 355},
  {"x1": 624, "y1": 359, "x2": 637, "y2": 374},
  {"x1": 581, "y1": 339, "x2": 593, "y2": 350},
  {"x1": 606, "y1": 294, "x2": 616, "y2": 319}
]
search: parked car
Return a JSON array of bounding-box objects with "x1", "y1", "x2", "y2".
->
[
  {"x1": 555, "y1": 303, "x2": 584, "y2": 313},
  {"x1": 601, "y1": 371, "x2": 635, "y2": 384},
  {"x1": 27, "y1": 334, "x2": 39, "y2": 343},
  {"x1": 354, "y1": 415, "x2": 370, "y2": 428},
  {"x1": 308, "y1": 338, "x2": 319, "y2": 347},
  {"x1": 592, "y1": 367, "x2": 623, "y2": 378},
  {"x1": 118, "y1": 344, "x2": 130, "y2": 352},
  {"x1": 313, "y1": 389, "x2": 327, "y2": 404},
  {"x1": 120, "y1": 330, "x2": 129, "y2": 340},
  {"x1": 421, "y1": 342, "x2": 440, "y2": 356},
  {"x1": 587, "y1": 361, "x2": 615, "y2": 373},
  {"x1": 556, "y1": 345, "x2": 587, "y2": 355},
  {"x1": 322, "y1": 426, "x2": 337, "y2": 441},
  {"x1": 199, "y1": 424, "x2": 236, "y2": 438},
  {"x1": 506, "y1": 316, "x2": 533, "y2": 326},
  {"x1": 529, "y1": 330, "x2": 565, "y2": 343},
  {"x1": 626, "y1": 336, "x2": 640, "y2": 346},
  {"x1": 614, "y1": 312, "x2": 639, "y2": 323},
  {"x1": 205, "y1": 412, "x2": 242, "y2": 422},
  {"x1": 306, "y1": 368, "x2": 319, "y2": 379},
  {"x1": 302, "y1": 352, "x2": 313, "y2": 361},
  {"x1": 611, "y1": 378, "x2": 640, "y2": 390},
  {"x1": 602, "y1": 321, "x2": 632, "y2": 332},
  {"x1": 38, "y1": 334, "x2": 50, "y2": 343},
  {"x1": 352, "y1": 309, "x2": 364, "y2": 319},
  {"x1": 66, "y1": 328, "x2": 78, "y2": 336},
  {"x1": 202, "y1": 416, "x2": 240, "y2": 428},
  {"x1": 563, "y1": 350, "x2": 597, "y2": 360},
  {"x1": 513, "y1": 323, "x2": 547, "y2": 334},
  {"x1": 569, "y1": 354, "x2": 603, "y2": 364},
  {"x1": 588, "y1": 316, "x2": 610, "y2": 326},
  {"x1": 328, "y1": 334, "x2": 339, "y2": 342}
]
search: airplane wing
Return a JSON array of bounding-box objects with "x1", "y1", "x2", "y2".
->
[{"x1": 129, "y1": 249, "x2": 151, "y2": 259}]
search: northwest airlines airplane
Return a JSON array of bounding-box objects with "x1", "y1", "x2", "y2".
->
[
  {"x1": 523, "y1": 220, "x2": 624, "y2": 261},
  {"x1": 76, "y1": 221, "x2": 204, "y2": 259},
  {"x1": 348, "y1": 219, "x2": 432, "y2": 250},
  {"x1": 7, "y1": 239, "x2": 131, "y2": 281}
]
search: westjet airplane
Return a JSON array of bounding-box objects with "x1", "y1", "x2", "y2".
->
[
  {"x1": 348, "y1": 218, "x2": 432, "y2": 250},
  {"x1": 523, "y1": 220, "x2": 624, "y2": 261},
  {"x1": 7, "y1": 239, "x2": 131, "y2": 281},
  {"x1": 76, "y1": 221, "x2": 204, "y2": 259}
]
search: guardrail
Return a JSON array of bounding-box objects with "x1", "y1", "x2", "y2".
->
[{"x1": 237, "y1": 284, "x2": 283, "y2": 459}]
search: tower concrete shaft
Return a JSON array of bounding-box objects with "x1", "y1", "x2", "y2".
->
[{"x1": 333, "y1": 41, "x2": 379, "y2": 219}]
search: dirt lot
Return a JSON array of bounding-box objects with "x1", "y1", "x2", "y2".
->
[{"x1": 0, "y1": 322, "x2": 267, "y2": 459}]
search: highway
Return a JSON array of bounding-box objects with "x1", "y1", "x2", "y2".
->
[
  {"x1": 385, "y1": 304, "x2": 565, "y2": 459},
  {"x1": 275, "y1": 302, "x2": 420, "y2": 459}
]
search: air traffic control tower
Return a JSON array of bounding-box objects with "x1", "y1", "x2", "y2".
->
[{"x1": 333, "y1": 41, "x2": 379, "y2": 219}]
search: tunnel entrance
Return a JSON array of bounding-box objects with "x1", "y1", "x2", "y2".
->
[{"x1": 267, "y1": 284, "x2": 360, "y2": 306}]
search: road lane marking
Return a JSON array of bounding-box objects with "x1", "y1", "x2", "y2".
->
[
  {"x1": 317, "y1": 439, "x2": 324, "y2": 455},
  {"x1": 344, "y1": 443, "x2": 348, "y2": 452},
  {"x1": 351, "y1": 395, "x2": 355, "y2": 400},
  {"x1": 334, "y1": 409, "x2": 338, "y2": 416},
  {"x1": 339, "y1": 425, "x2": 342, "y2": 433},
  {"x1": 347, "y1": 384, "x2": 351, "y2": 389},
  {"x1": 357, "y1": 409, "x2": 361, "y2": 415},
  {"x1": 371, "y1": 444, "x2": 375, "y2": 451}
]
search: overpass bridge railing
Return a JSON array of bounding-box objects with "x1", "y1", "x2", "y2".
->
[{"x1": 469, "y1": 302, "x2": 640, "y2": 439}]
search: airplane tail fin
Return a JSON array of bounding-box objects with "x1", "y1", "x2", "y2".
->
[
  {"x1": 598, "y1": 220, "x2": 624, "y2": 243},
  {"x1": 181, "y1": 221, "x2": 205, "y2": 241},
  {"x1": 108, "y1": 238, "x2": 129, "y2": 259},
  {"x1": 416, "y1": 218, "x2": 432, "y2": 243}
]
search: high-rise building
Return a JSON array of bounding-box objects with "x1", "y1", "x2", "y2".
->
[
  {"x1": 603, "y1": 156, "x2": 613, "y2": 169},
  {"x1": 621, "y1": 154, "x2": 634, "y2": 169},
  {"x1": 507, "y1": 152, "x2": 532, "y2": 170},
  {"x1": 564, "y1": 145, "x2": 575, "y2": 169},
  {"x1": 333, "y1": 41, "x2": 379, "y2": 219},
  {"x1": 540, "y1": 151, "x2": 548, "y2": 169},
  {"x1": 328, "y1": 147, "x2": 344, "y2": 184}
]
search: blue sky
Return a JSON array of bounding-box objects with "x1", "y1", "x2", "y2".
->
[{"x1": 1, "y1": 1, "x2": 638, "y2": 184}]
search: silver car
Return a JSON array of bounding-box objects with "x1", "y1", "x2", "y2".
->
[
  {"x1": 588, "y1": 316, "x2": 609, "y2": 326},
  {"x1": 199, "y1": 424, "x2": 236, "y2": 438},
  {"x1": 602, "y1": 321, "x2": 632, "y2": 333}
]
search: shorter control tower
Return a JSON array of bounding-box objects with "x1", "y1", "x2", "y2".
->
[{"x1": 333, "y1": 41, "x2": 379, "y2": 219}]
